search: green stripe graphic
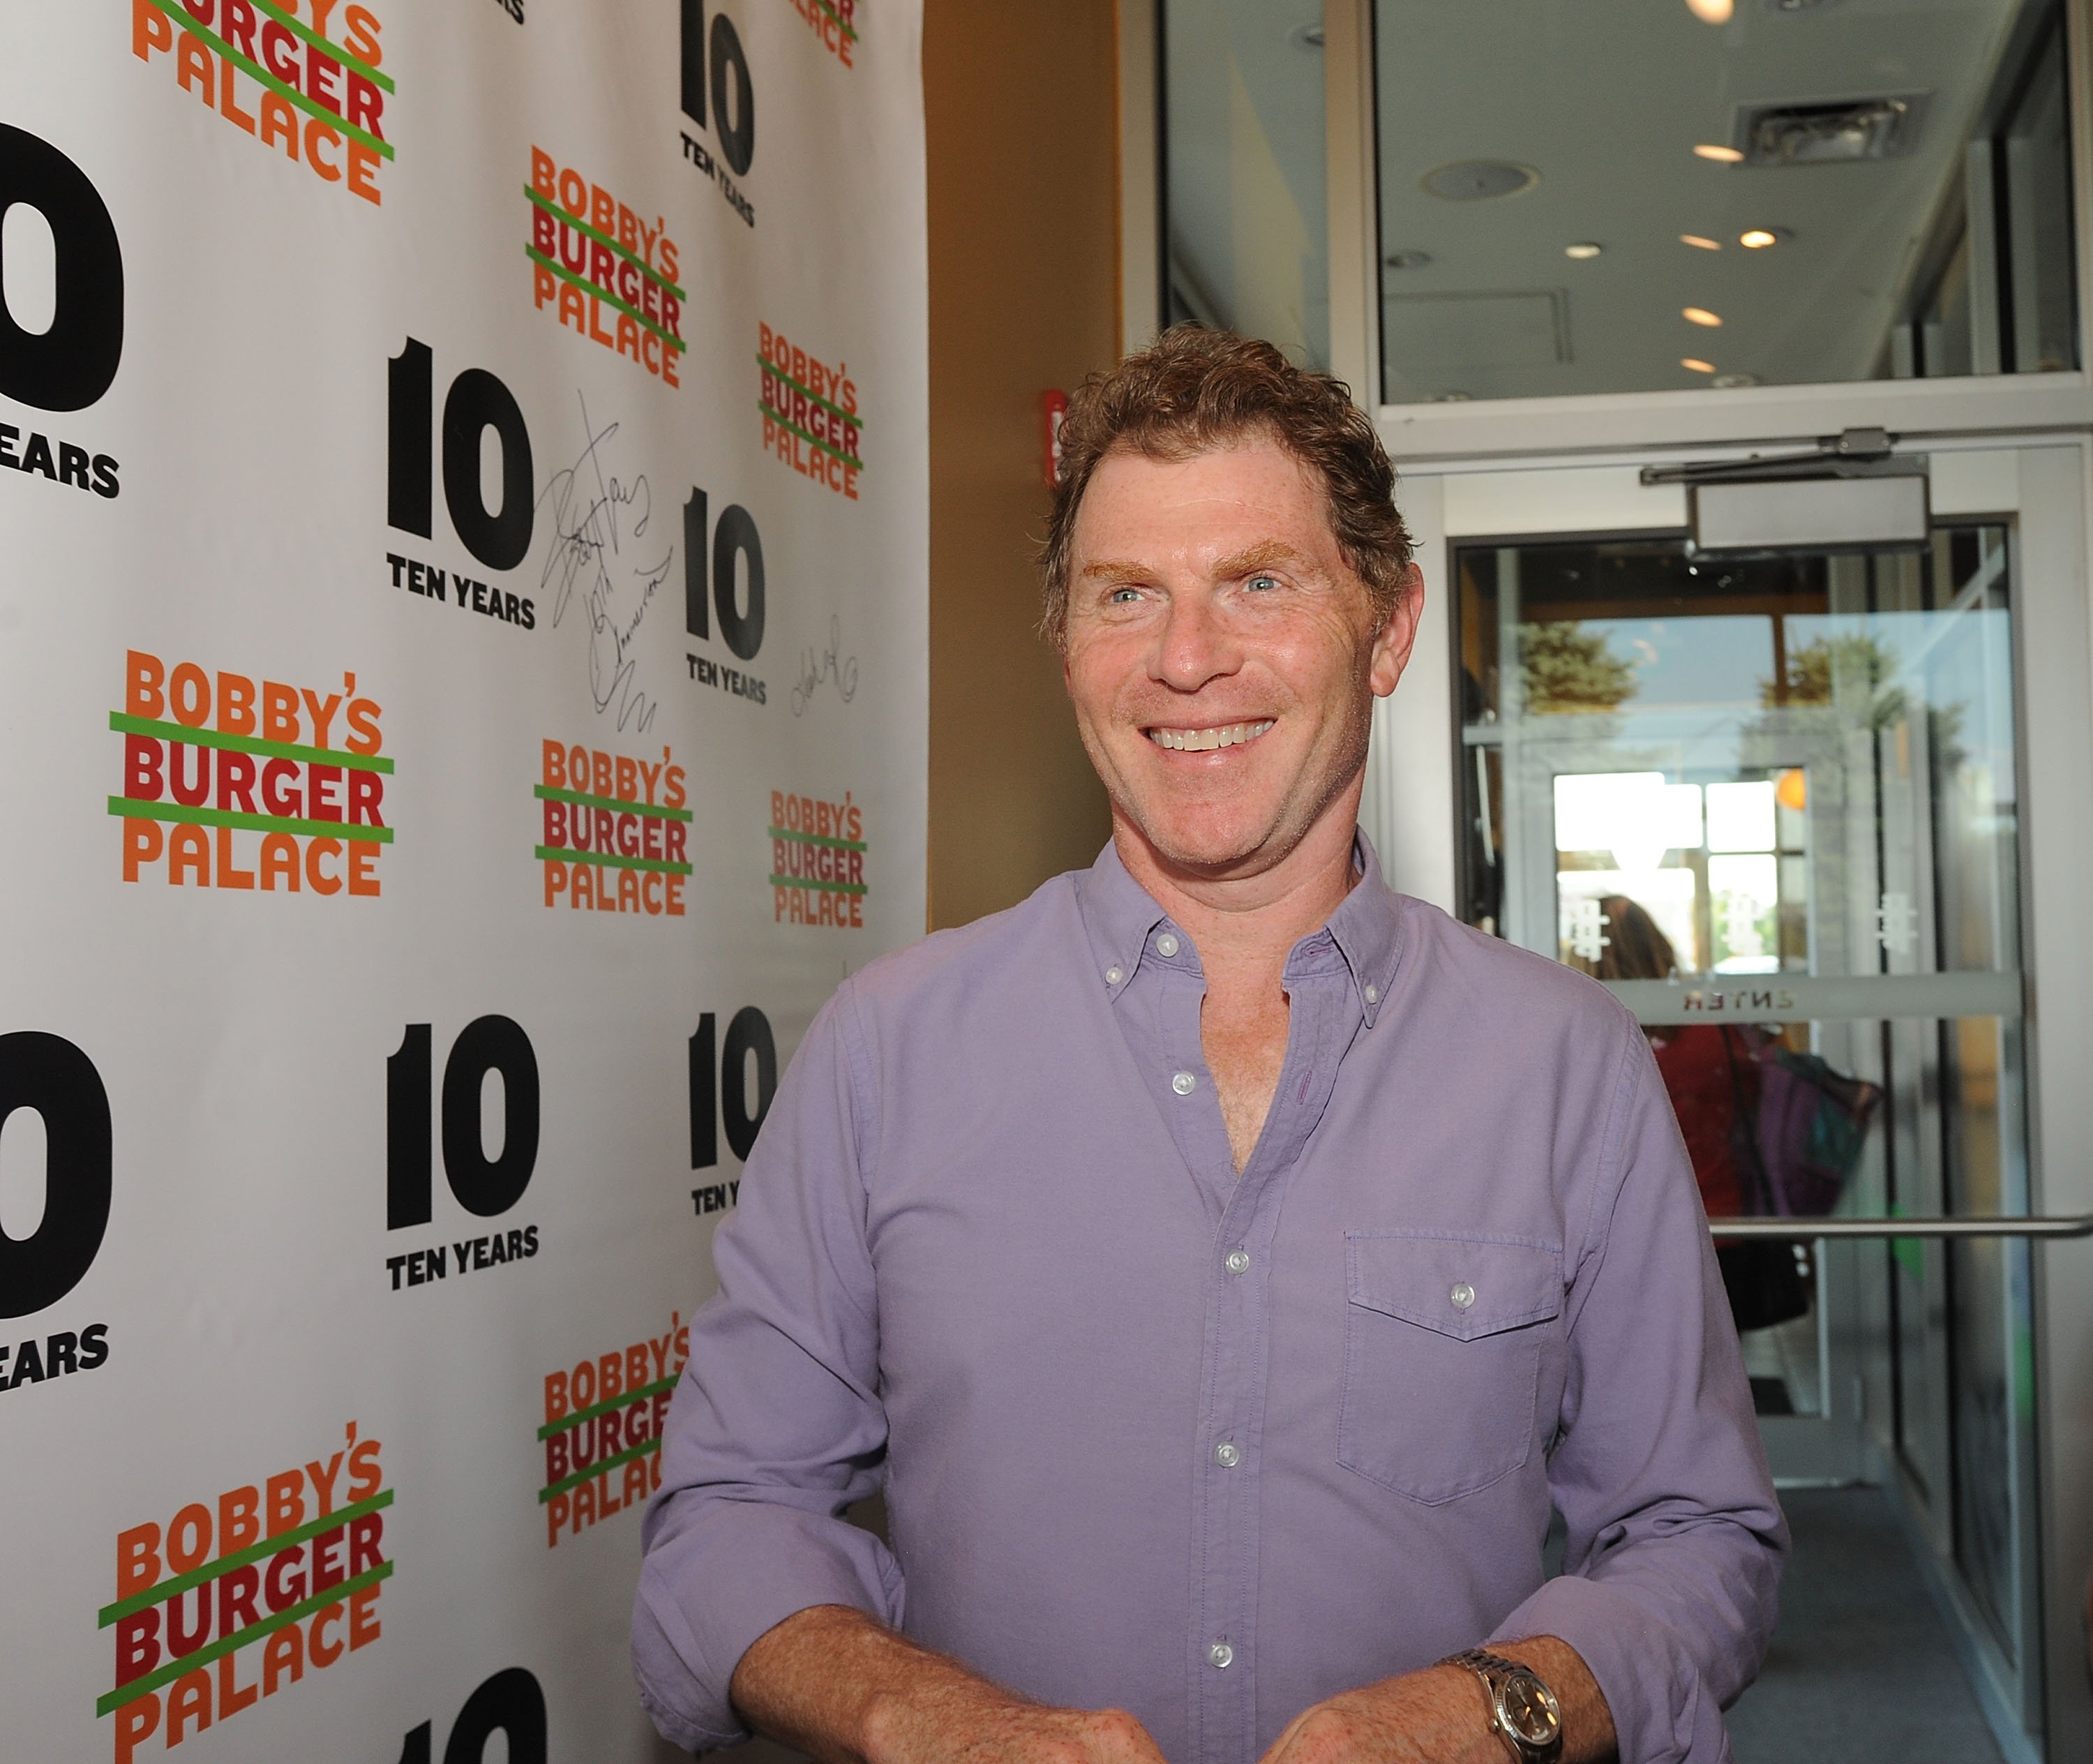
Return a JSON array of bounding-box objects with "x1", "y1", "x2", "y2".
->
[
  {"x1": 525, "y1": 187, "x2": 687, "y2": 299},
  {"x1": 98, "y1": 1560, "x2": 394, "y2": 1716},
  {"x1": 757, "y1": 401, "x2": 864, "y2": 471},
  {"x1": 252, "y1": 0, "x2": 395, "y2": 91},
  {"x1": 539, "y1": 1373, "x2": 679, "y2": 1441},
  {"x1": 109, "y1": 798, "x2": 393, "y2": 844},
  {"x1": 767, "y1": 825, "x2": 866, "y2": 853},
  {"x1": 813, "y1": 0, "x2": 860, "y2": 44},
  {"x1": 769, "y1": 874, "x2": 867, "y2": 897},
  {"x1": 539, "y1": 1435, "x2": 661, "y2": 1503},
  {"x1": 525, "y1": 247, "x2": 688, "y2": 352},
  {"x1": 111, "y1": 712, "x2": 394, "y2": 774},
  {"x1": 753, "y1": 355, "x2": 865, "y2": 429},
  {"x1": 534, "y1": 783, "x2": 691, "y2": 822},
  {"x1": 534, "y1": 846, "x2": 690, "y2": 876},
  {"x1": 142, "y1": 0, "x2": 395, "y2": 160},
  {"x1": 99, "y1": 1491, "x2": 395, "y2": 1627}
]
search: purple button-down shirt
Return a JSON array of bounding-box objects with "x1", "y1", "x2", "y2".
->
[{"x1": 634, "y1": 837, "x2": 1785, "y2": 1764}]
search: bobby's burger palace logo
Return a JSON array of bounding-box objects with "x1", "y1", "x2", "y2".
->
[
  {"x1": 113, "y1": 651, "x2": 390, "y2": 896},
  {"x1": 131, "y1": 0, "x2": 393, "y2": 205},
  {"x1": 539, "y1": 1315, "x2": 687, "y2": 1547},
  {"x1": 101, "y1": 1423, "x2": 391, "y2": 1760},
  {"x1": 527, "y1": 149, "x2": 684, "y2": 386}
]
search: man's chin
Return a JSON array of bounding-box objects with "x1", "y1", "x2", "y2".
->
[{"x1": 1120, "y1": 809, "x2": 1284, "y2": 879}]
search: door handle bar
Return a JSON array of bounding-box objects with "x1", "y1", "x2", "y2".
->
[{"x1": 1711, "y1": 1214, "x2": 2093, "y2": 1240}]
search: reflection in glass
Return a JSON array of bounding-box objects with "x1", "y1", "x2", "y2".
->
[
  {"x1": 1372, "y1": 0, "x2": 2075, "y2": 402},
  {"x1": 1162, "y1": 0, "x2": 1329, "y2": 367},
  {"x1": 1453, "y1": 521, "x2": 2031, "y2": 1668}
]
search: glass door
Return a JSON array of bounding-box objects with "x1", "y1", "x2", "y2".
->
[{"x1": 1395, "y1": 448, "x2": 2075, "y2": 1757}]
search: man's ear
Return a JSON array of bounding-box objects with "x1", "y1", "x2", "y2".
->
[{"x1": 1367, "y1": 563, "x2": 1425, "y2": 698}]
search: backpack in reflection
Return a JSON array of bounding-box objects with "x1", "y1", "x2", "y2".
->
[{"x1": 1751, "y1": 1048, "x2": 1882, "y2": 1218}]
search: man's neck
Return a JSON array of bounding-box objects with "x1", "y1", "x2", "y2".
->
[{"x1": 1110, "y1": 788, "x2": 1364, "y2": 992}]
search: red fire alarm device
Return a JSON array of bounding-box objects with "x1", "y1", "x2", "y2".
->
[{"x1": 1042, "y1": 390, "x2": 1069, "y2": 488}]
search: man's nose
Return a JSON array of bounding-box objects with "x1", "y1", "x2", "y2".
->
[{"x1": 1151, "y1": 591, "x2": 1240, "y2": 692}]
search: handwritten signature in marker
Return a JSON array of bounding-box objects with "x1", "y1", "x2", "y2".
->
[
  {"x1": 539, "y1": 391, "x2": 670, "y2": 734},
  {"x1": 790, "y1": 615, "x2": 860, "y2": 717}
]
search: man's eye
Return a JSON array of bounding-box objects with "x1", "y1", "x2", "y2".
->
[
  {"x1": 1246, "y1": 574, "x2": 1280, "y2": 592},
  {"x1": 1108, "y1": 587, "x2": 1143, "y2": 604}
]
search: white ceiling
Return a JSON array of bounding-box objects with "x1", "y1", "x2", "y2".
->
[{"x1": 1370, "y1": 0, "x2": 2035, "y2": 400}]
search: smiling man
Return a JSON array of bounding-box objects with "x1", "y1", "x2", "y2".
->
[{"x1": 633, "y1": 329, "x2": 1785, "y2": 1764}]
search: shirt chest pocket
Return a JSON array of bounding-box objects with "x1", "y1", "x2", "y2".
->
[{"x1": 1337, "y1": 1231, "x2": 1564, "y2": 1505}]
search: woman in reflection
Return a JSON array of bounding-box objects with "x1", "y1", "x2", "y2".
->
[{"x1": 1576, "y1": 896, "x2": 1799, "y2": 1331}]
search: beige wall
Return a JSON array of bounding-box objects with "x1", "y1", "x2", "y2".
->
[{"x1": 923, "y1": 2, "x2": 1123, "y2": 932}]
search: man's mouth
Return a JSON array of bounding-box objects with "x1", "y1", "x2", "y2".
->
[{"x1": 1145, "y1": 719, "x2": 1276, "y2": 753}]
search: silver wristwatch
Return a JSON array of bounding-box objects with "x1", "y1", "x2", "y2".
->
[{"x1": 1439, "y1": 1649, "x2": 1564, "y2": 1763}]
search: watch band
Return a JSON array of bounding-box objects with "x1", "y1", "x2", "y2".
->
[{"x1": 1437, "y1": 1649, "x2": 1564, "y2": 1764}]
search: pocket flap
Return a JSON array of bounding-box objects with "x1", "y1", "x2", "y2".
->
[{"x1": 1345, "y1": 1232, "x2": 1563, "y2": 1341}]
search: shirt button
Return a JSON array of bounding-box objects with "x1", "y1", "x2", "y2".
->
[
  {"x1": 1225, "y1": 1250, "x2": 1251, "y2": 1274},
  {"x1": 1365, "y1": 984, "x2": 1379, "y2": 1004},
  {"x1": 1172, "y1": 1071, "x2": 1196, "y2": 1096},
  {"x1": 1156, "y1": 932, "x2": 1180, "y2": 958},
  {"x1": 1104, "y1": 966, "x2": 1124, "y2": 987},
  {"x1": 1208, "y1": 1642, "x2": 1234, "y2": 1669},
  {"x1": 1214, "y1": 1441, "x2": 1240, "y2": 1467},
  {"x1": 1451, "y1": 1283, "x2": 1476, "y2": 1310}
]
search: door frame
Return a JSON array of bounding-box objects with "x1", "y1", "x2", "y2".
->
[{"x1": 1364, "y1": 438, "x2": 2093, "y2": 1761}]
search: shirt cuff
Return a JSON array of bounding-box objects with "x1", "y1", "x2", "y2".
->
[
  {"x1": 1489, "y1": 1575, "x2": 1729, "y2": 1764},
  {"x1": 632, "y1": 1503, "x2": 902, "y2": 1751}
]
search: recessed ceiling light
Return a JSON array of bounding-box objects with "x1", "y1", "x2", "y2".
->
[
  {"x1": 1683, "y1": 306, "x2": 1723, "y2": 327},
  {"x1": 1739, "y1": 227, "x2": 1785, "y2": 248},
  {"x1": 1681, "y1": 357, "x2": 1718, "y2": 373},
  {"x1": 1713, "y1": 372, "x2": 1760, "y2": 388},
  {"x1": 1686, "y1": 0, "x2": 1734, "y2": 20},
  {"x1": 1383, "y1": 249, "x2": 1432, "y2": 270},
  {"x1": 1693, "y1": 144, "x2": 1746, "y2": 163},
  {"x1": 1564, "y1": 242, "x2": 1603, "y2": 260},
  {"x1": 1680, "y1": 234, "x2": 1723, "y2": 251},
  {"x1": 1420, "y1": 160, "x2": 1540, "y2": 202}
]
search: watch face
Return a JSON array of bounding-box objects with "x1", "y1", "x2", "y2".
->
[{"x1": 1500, "y1": 1677, "x2": 1563, "y2": 1747}]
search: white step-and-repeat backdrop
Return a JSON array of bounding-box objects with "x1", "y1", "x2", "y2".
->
[{"x1": 0, "y1": 1, "x2": 924, "y2": 1757}]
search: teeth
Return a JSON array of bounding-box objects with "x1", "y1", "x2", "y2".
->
[{"x1": 1148, "y1": 720, "x2": 1275, "y2": 752}]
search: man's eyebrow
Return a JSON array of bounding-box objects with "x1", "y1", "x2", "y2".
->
[
  {"x1": 1211, "y1": 540, "x2": 1305, "y2": 578},
  {"x1": 1079, "y1": 560, "x2": 1152, "y2": 585}
]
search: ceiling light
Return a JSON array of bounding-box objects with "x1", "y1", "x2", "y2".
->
[
  {"x1": 1683, "y1": 306, "x2": 1723, "y2": 327},
  {"x1": 1383, "y1": 249, "x2": 1432, "y2": 270},
  {"x1": 1686, "y1": 0, "x2": 1734, "y2": 20},
  {"x1": 1289, "y1": 23, "x2": 1325, "y2": 50},
  {"x1": 1565, "y1": 242, "x2": 1603, "y2": 260},
  {"x1": 1713, "y1": 372, "x2": 1760, "y2": 387},
  {"x1": 1693, "y1": 144, "x2": 1745, "y2": 163},
  {"x1": 1739, "y1": 227, "x2": 1787, "y2": 248},
  {"x1": 1681, "y1": 357, "x2": 1717, "y2": 373},
  {"x1": 1680, "y1": 233, "x2": 1722, "y2": 251},
  {"x1": 1421, "y1": 160, "x2": 1540, "y2": 202}
]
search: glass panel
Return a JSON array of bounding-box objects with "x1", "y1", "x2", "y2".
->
[
  {"x1": 1372, "y1": 0, "x2": 2076, "y2": 403},
  {"x1": 1453, "y1": 512, "x2": 2035, "y2": 1675},
  {"x1": 1162, "y1": 0, "x2": 1330, "y2": 367}
]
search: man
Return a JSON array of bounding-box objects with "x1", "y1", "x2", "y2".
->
[{"x1": 633, "y1": 329, "x2": 1785, "y2": 1764}]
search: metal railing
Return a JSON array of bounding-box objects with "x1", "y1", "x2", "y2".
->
[{"x1": 1712, "y1": 1213, "x2": 2093, "y2": 1240}]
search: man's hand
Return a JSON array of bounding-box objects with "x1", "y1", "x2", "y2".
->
[
  {"x1": 730, "y1": 1604, "x2": 1169, "y2": 1764},
  {"x1": 1256, "y1": 1637, "x2": 1617, "y2": 1764}
]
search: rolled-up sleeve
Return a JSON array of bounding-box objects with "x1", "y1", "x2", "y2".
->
[
  {"x1": 1489, "y1": 1030, "x2": 1788, "y2": 1764},
  {"x1": 632, "y1": 982, "x2": 903, "y2": 1751}
]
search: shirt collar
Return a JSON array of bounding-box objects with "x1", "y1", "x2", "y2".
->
[{"x1": 1073, "y1": 830, "x2": 1405, "y2": 1026}]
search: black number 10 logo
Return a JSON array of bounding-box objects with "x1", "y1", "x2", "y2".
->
[{"x1": 387, "y1": 1018, "x2": 541, "y2": 1228}]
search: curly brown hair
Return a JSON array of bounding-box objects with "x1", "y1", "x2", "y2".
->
[{"x1": 1037, "y1": 326, "x2": 1414, "y2": 645}]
